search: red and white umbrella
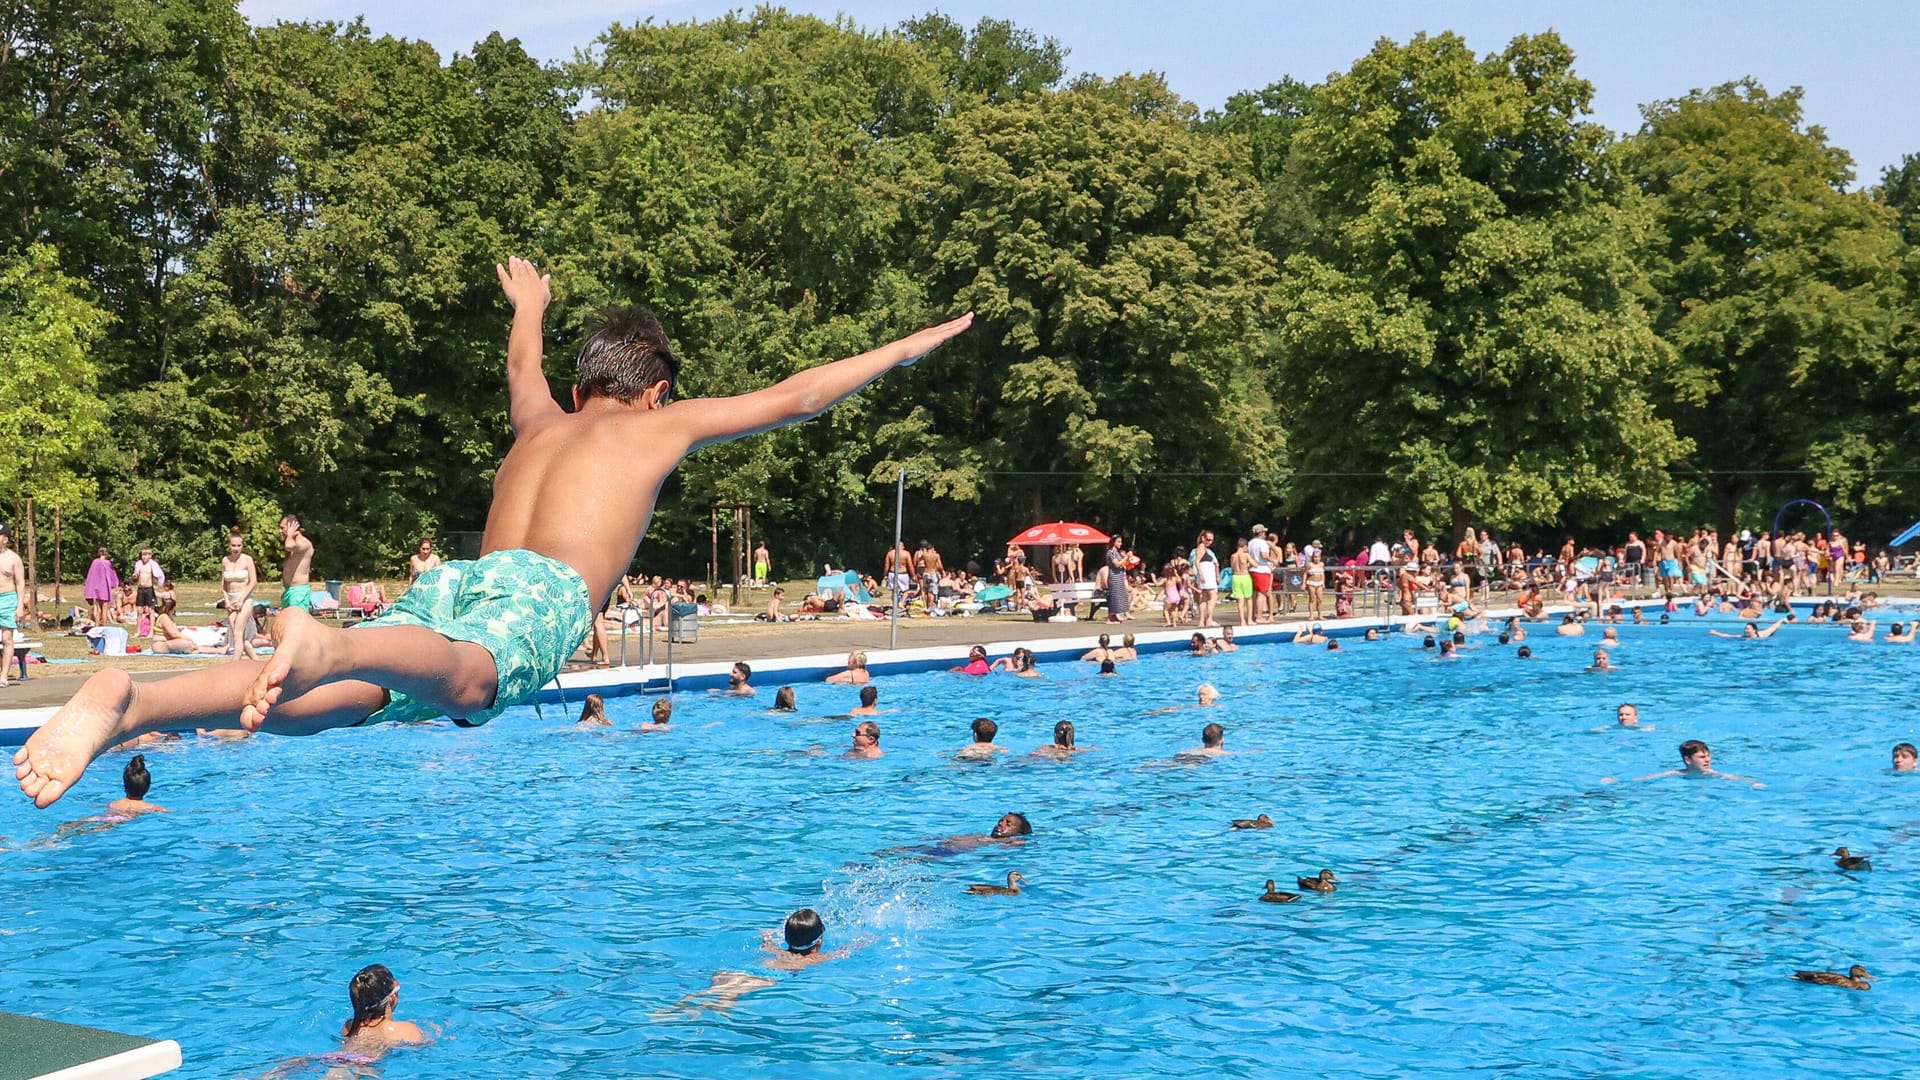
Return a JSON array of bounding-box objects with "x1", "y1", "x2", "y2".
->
[{"x1": 1008, "y1": 521, "x2": 1110, "y2": 547}]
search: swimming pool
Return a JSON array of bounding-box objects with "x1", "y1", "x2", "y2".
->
[{"x1": 5, "y1": 614, "x2": 1919, "y2": 1077}]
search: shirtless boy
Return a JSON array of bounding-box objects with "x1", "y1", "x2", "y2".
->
[
  {"x1": 279, "y1": 515, "x2": 315, "y2": 617},
  {"x1": 16, "y1": 257, "x2": 972, "y2": 807},
  {"x1": 0, "y1": 525, "x2": 24, "y2": 688}
]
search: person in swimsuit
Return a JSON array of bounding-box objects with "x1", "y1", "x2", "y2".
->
[
  {"x1": 752, "y1": 540, "x2": 771, "y2": 587},
  {"x1": 1304, "y1": 552, "x2": 1327, "y2": 620},
  {"x1": 408, "y1": 538, "x2": 441, "y2": 583},
  {"x1": 277, "y1": 515, "x2": 315, "y2": 623},
  {"x1": 220, "y1": 532, "x2": 260, "y2": 660},
  {"x1": 83, "y1": 548, "x2": 120, "y2": 628},
  {"x1": 1227, "y1": 537, "x2": 1254, "y2": 625},
  {"x1": 1033, "y1": 720, "x2": 1093, "y2": 757},
  {"x1": 825, "y1": 650, "x2": 871, "y2": 684},
  {"x1": 1191, "y1": 531, "x2": 1220, "y2": 627},
  {"x1": 15, "y1": 258, "x2": 974, "y2": 808},
  {"x1": 148, "y1": 598, "x2": 222, "y2": 655},
  {"x1": 339, "y1": 964, "x2": 428, "y2": 1058},
  {"x1": 577, "y1": 693, "x2": 611, "y2": 727},
  {"x1": 849, "y1": 685, "x2": 881, "y2": 715},
  {"x1": 847, "y1": 720, "x2": 882, "y2": 758},
  {"x1": 664, "y1": 909, "x2": 856, "y2": 1018},
  {"x1": 104, "y1": 755, "x2": 167, "y2": 820}
]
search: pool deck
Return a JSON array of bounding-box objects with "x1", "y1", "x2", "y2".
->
[
  {"x1": 0, "y1": 1011, "x2": 180, "y2": 1080},
  {"x1": 0, "y1": 600, "x2": 1628, "y2": 744}
]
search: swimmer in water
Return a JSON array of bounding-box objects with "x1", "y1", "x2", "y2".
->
[
  {"x1": 1293, "y1": 624, "x2": 1328, "y2": 645},
  {"x1": 340, "y1": 964, "x2": 427, "y2": 1057},
  {"x1": 1710, "y1": 617, "x2": 1787, "y2": 640},
  {"x1": 1609, "y1": 703, "x2": 1651, "y2": 730},
  {"x1": 1438, "y1": 640, "x2": 1456, "y2": 658},
  {"x1": 1080, "y1": 634, "x2": 1114, "y2": 663},
  {"x1": 846, "y1": 719, "x2": 882, "y2": 759},
  {"x1": 1098, "y1": 659, "x2": 1119, "y2": 677},
  {"x1": 824, "y1": 650, "x2": 871, "y2": 685},
  {"x1": 106, "y1": 755, "x2": 167, "y2": 819},
  {"x1": 989, "y1": 646, "x2": 1043, "y2": 676},
  {"x1": 1113, "y1": 633, "x2": 1139, "y2": 661},
  {"x1": 932, "y1": 811, "x2": 1034, "y2": 853},
  {"x1": 1611, "y1": 739, "x2": 1762, "y2": 787},
  {"x1": 1215, "y1": 626, "x2": 1240, "y2": 652},
  {"x1": 640, "y1": 698, "x2": 672, "y2": 731},
  {"x1": 724, "y1": 662, "x2": 755, "y2": 696},
  {"x1": 1189, "y1": 632, "x2": 1214, "y2": 655},
  {"x1": 1516, "y1": 645, "x2": 1533, "y2": 659},
  {"x1": 1556, "y1": 613, "x2": 1585, "y2": 636},
  {"x1": 1894, "y1": 743, "x2": 1917, "y2": 772},
  {"x1": 951, "y1": 644, "x2": 992, "y2": 675},
  {"x1": 662, "y1": 909, "x2": 855, "y2": 1017},
  {"x1": 771, "y1": 686, "x2": 797, "y2": 712},
  {"x1": 577, "y1": 693, "x2": 611, "y2": 727},
  {"x1": 1033, "y1": 720, "x2": 1093, "y2": 758},
  {"x1": 1326, "y1": 639, "x2": 1341, "y2": 652},
  {"x1": 1600, "y1": 626, "x2": 1622, "y2": 646},
  {"x1": 1197, "y1": 683, "x2": 1219, "y2": 706},
  {"x1": 1588, "y1": 648, "x2": 1614, "y2": 672},
  {"x1": 1885, "y1": 622, "x2": 1915, "y2": 644},
  {"x1": 850, "y1": 685, "x2": 881, "y2": 715},
  {"x1": 1176, "y1": 722, "x2": 1229, "y2": 761},
  {"x1": 1363, "y1": 627, "x2": 1382, "y2": 642},
  {"x1": 956, "y1": 717, "x2": 1006, "y2": 760},
  {"x1": 1846, "y1": 619, "x2": 1876, "y2": 643}
]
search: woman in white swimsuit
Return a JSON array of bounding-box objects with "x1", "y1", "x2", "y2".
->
[{"x1": 220, "y1": 531, "x2": 259, "y2": 659}]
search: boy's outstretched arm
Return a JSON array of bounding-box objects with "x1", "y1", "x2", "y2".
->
[
  {"x1": 673, "y1": 313, "x2": 974, "y2": 451},
  {"x1": 497, "y1": 257, "x2": 564, "y2": 433}
]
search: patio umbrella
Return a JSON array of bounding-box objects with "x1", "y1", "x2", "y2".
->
[{"x1": 1008, "y1": 521, "x2": 1110, "y2": 547}]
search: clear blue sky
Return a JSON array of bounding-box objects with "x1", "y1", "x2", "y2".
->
[{"x1": 238, "y1": 0, "x2": 1918, "y2": 184}]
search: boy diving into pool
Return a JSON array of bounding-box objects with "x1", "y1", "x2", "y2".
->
[{"x1": 15, "y1": 257, "x2": 973, "y2": 808}]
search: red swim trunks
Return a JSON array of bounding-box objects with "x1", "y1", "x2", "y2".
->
[{"x1": 1250, "y1": 571, "x2": 1273, "y2": 594}]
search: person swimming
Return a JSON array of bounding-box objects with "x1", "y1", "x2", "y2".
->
[
  {"x1": 340, "y1": 964, "x2": 427, "y2": 1057},
  {"x1": 1098, "y1": 659, "x2": 1119, "y2": 677},
  {"x1": 1176, "y1": 722, "x2": 1228, "y2": 761},
  {"x1": 847, "y1": 720, "x2": 882, "y2": 759},
  {"x1": 850, "y1": 685, "x2": 881, "y2": 715},
  {"x1": 106, "y1": 755, "x2": 167, "y2": 820},
  {"x1": 771, "y1": 686, "x2": 797, "y2": 712},
  {"x1": 1893, "y1": 743, "x2": 1917, "y2": 772},
  {"x1": 640, "y1": 698, "x2": 672, "y2": 731},
  {"x1": 1033, "y1": 720, "x2": 1092, "y2": 758},
  {"x1": 577, "y1": 693, "x2": 611, "y2": 727},
  {"x1": 660, "y1": 908, "x2": 856, "y2": 1018},
  {"x1": 956, "y1": 717, "x2": 1006, "y2": 760}
]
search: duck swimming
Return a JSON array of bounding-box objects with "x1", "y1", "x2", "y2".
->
[
  {"x1": 1793, "y1": 965, "x2": 1872, "y2": 990},
  {"x1": 966, "y1": 871, "x2": 1026, "y2": 896},
  {"x1": 1297, "y1": 870, "x2": 1337, "y2": 893},
  {"x1": 1231, "y1": 814, "x2": 1275, "y2": 830},
  {"x1": 1259, "y1": 880, "x2": 1300, "y2": 903},
  {"x1": 1832, "y1": 846, "x2": 1873, "y2": 871}
]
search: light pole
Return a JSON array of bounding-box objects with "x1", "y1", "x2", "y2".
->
[{"x1": 889, "y1": 468, "x2": 905, "y2": 651}]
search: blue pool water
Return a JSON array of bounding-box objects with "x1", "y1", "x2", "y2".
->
[{"x1": 5, "y1": 616, "x2": 1920, "y2": 1077}]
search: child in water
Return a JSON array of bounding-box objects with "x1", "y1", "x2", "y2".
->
[{"x1": 17, "y1": 259, "x2": 972, "y2": 807}]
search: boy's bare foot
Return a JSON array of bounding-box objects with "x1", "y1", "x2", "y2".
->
[
  {"x1": 242, "y1": 608, "x2": 343, "y2": 730},
  {"x1": 14, "y1": 668, "x2": 137, "y2": 808}
]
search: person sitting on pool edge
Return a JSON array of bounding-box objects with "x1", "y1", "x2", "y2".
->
[
  {"x1": 850, "y1": 685, "x2": 880, "y2": 715},
  {"x1": 1892, "y1": 743, "x2": 1917, "y2": 772},
  {"x1": 1611, "y1": 739, "x2": 1763, "y2": 787},
  {"x1": 577, "y1": 693, "x2": 611, "y2": 727},
  {"x1": 14, "y1": 256, "x2": 975, "y2": 809},
  {"x1": 847, "y1": 720, "x2": 882, "y2": 759},
  {"x1": 957, "y1": 717, "x2": 1006, "y2": 760}
]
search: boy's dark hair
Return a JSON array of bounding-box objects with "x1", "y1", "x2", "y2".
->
[
  {"x1": 576, "y1": 307, "x2": 680, "y2": 404},
  {"x1": 784, "y1": 908, "x2": 824, "y2": 951},
  {"x1": 1202, "y1": 722, "x2": 1225, "y2": 747},
  {"x1": 1680, "y1": 739, "x2": 1709, "y2": 761},
  {"x1": 1897, "y1": 742, "x2": 1918, "y2": 758},
  {"x1": 971, "y1": 717, "x2": 998, "y2": 743},
  {"x1": 859, "y1": 685, "x2": 878, "y2": 706},
  {"x1": 123, "y1": 754, "x2": 151, "y2": 799},
  {"x1": 733, "y1": 662, "x2": 752, "y2": 681}
]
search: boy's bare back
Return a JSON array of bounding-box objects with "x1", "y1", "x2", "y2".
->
[{"x1": 490, "y1": 258, "x2": 972, "y2": 608}]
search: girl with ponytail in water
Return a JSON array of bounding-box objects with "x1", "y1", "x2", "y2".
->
[{"x1": 340, "y1": 964, "x2": 427, "y2": 1055}]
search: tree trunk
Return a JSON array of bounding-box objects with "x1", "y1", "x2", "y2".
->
[
  {"x1": 51, "y1": 506, "x2": 61, "y2": 612},
  {"x1": 23, "y1": 497, "x2": 35, "y2": 630},
  {"x1": 1449, "y1": 496, "x2": 1473, "y2": 549},
  {"x1": 1711, "y1": 476, "x2": 1748, "y2": 543}
]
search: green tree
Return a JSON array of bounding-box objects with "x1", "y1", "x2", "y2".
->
[
  {"x1": 0, "y1": 245, "x2": 112, "y2": 592},
  {"x1": 1271, "y1": 32, "x2": 1688, "y2": 540},
  {"x1": 1624, "y1": 81, "x2": 1909, "y2": 535},
  {"x1": 892, "y1": 73, "x2": 1280, "y2": 545}
]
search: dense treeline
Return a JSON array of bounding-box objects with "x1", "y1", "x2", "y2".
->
[{"x1": 3, "y1": 2, "x2": 1918, "y2": 586}]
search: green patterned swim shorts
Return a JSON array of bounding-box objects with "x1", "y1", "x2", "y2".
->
[{"x1": 355, "y1": 549, "x2": 592, "y2": 727}]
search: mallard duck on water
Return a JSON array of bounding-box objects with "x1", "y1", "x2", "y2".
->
[
  {"x1": 1793, "y1": 965, "x2": 1872, "y2": 990},
  {"x1": 1231, "y1": 814, "x2": 1275, "y2": 830},
  {"x1": 1832, "y1": 846, "x2": 1873, "y2": 871},
  {"x1": 1259, "y1": 880, "x2": 1300, "y2": 903},
  {"x1": 1297, "y1": 869, "x2": 1338, "y2": 893},
  {"x1": 966, "y1": 871, "x2": 1026, "y2": 896}
]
